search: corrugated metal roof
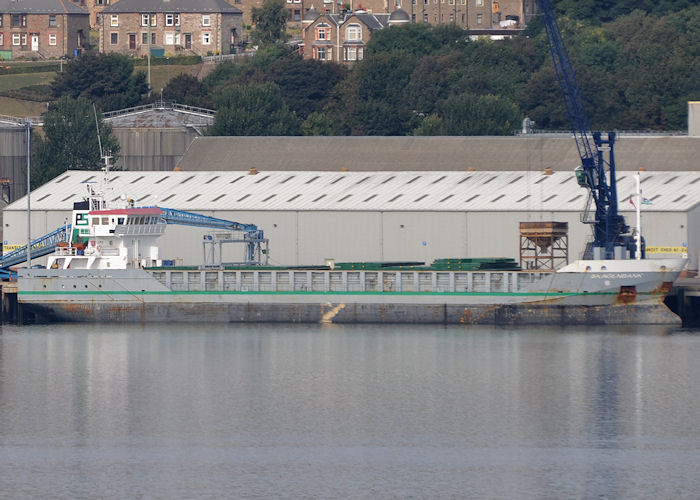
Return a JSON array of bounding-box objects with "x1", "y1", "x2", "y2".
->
[{"x1": 6, "y1": 170, "x2": 700, "y2": 212}]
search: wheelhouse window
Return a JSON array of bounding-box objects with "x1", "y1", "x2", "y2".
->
[
  {"x1": 110, "y1": 14, "x2": 118, "y2": 27},
  {"x1": 345, "y1": 24, "x2": 361, "y2": 41}
]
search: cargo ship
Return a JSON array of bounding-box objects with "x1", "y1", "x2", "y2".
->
[{"x1": 15, "y1": 180, "x2": 687, "y2": 325}]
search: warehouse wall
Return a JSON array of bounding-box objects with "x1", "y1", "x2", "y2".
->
[
  {"x1": 5, "y1": 208, "x2": 692, "y2": 269},
  {"x1": 112, "y1": 128, "x2": 201, "y2": 171}
]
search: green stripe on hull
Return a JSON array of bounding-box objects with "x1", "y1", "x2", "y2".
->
[{"x1": 19, "y1": 290, "x2": 632, "y2": 297}]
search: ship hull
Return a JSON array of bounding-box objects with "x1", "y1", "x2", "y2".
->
[{"x1": 18, "y1": 260, "x2": 685, "y2": 325}]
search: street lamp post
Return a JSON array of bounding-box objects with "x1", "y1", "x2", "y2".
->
[{"x1": 25, "y1": 119, "x2": 31, "y2": 268}]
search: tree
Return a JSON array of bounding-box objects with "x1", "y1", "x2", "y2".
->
[
  {"x1": 32, "y1": 96, "x2": 120, "y2": 188},
  {"x1": 251, "y1": 0, "x2": 290, "y2": 46},
  {"x1": 267, "y1": 55, "x2": 347, "y2": 119},
  {"x1": 301, "y1": 112, "x2": 334, "y2": 136},
  {"x1": 162, "y1": 74, "x2": 213, "y2": 108},
  {"x1": 209, "y1": 82, "x2": 299, "y2": 136},
  {"x1": 51, "y1": 53, "x2": 148, "y2": 112},
  {"x1": 440, "y1": 94, "x2": 521, "y2": 135}
]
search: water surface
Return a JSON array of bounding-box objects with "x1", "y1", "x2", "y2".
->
[{"x1": 1, "y1": 323, "x2": 699, "y2": 498}]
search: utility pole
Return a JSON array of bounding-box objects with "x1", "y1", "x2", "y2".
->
[{"x1": 25, "y1": 119, "x2": 32, "y2": 268}]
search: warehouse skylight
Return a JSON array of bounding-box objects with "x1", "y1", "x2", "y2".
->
[
  {"x1": 491, "y1": 194, "x2": 505, "y2": 202},
  {"x1": 414, "y1": 194, "x2": 428, "y2": 202},
  {"x1": 509, "y1": 175, "x2": 523, "y2": 184},
  {"x1": 160, "y1": 194, "x2": 175, "y2": 202},
  {"x1": 237, "y1": 194, "x2": 250, "y2": 202},
  {"x1": 281, "y1": 175, "x2": 295, "y2": 184},
  {"x1": 230, "y1": 176, "x2": 244, "y2": 184},
  {"x1": 331, "y1": 176, "x2": 345, "y2": 184},
  {"x1": 338, "y1": 194, "x2": 352, "y2": 202},
  {"x1": 440, "y1": 195, "x2": 453, "y2": 203},
  {"x1": 255, "y1": 175, "x2": 270, "y2": 184},
  {"x1": 364, "y1": 194, "x2": 377, "y2": 202},
  {"x1": 61, "y1": 193, "x2": 75, "y2": 201},
  {"x1": 205, "y1": 176, "x2": 220, "y2": 184},
  {"x1": 466, "y1": 194, "x2": 479, "y2": 202},
  {"x1": 288, "y1": 194, "x2": 302, "y2": 202},
  {"x1": 263, "y1": 194, "x2": 276, "y2": 202},
  {"x1": 212, "y1": 194, "x2": 226, "y2": 202},
  {"x1": 180, "y1": 175, "x2": 194, "y2": 184},
  {"x1": 313, "y1": 194, "x2": 326, "y2": 202},
  {"x1": 155, "y1": 176, "x2": 169, "y2": 184},
  {"x1": 131, "y1": 175, "x2": 144, "y2": 184},
  {"x1": 381, "y1": 176, "x2": 395, "y2": 184}
]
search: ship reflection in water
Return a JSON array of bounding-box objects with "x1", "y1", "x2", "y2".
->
[{"x1": 1, "y1": 323, "x2": 699, "y2": 498}]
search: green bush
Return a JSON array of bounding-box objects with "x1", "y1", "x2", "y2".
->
[
  {"x1": 0, "y1": 63, "x2": 61, "y2": 75},
  {"x1": 133, "y1": 55, "x2": 201, "y2": 66}
]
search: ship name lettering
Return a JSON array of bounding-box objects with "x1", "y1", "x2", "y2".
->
[{"x1": 590, "y1": 273, "x2": 643, "y2": 279}]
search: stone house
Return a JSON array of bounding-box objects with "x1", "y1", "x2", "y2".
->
[
  {"x1": 300, "y1": 8, "x2": 408, "y2": 64},
  {"x1": 98, "y1": 0, "x2": 243, "y2": 57},
  {"x1": 66, "y1": 0, "x2": 114, "y2": 28},
  {"x1": 0, "y1": 0, "x2": 90, "y2": 59},
  {"x1": 289, "y1": 0, "x2": 534, "y2": 30}
]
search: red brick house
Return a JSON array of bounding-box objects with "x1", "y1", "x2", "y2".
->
[
  {"x1": 98, "y1": 0, "x2": 243, "y2": 57},
  {"x1": 0, "y1": 0, "x2": 90, "y2": 59}
]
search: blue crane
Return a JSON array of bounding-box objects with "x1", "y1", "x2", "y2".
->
[
  {"x1": 0, "y1": 224, "x2": 72, "y2": 273},
  {"x1": 536, "y1": 0, "x2": 633, "y2": 259},
  {"x1": 157, "y1": 207, "x2": 267, "y2": 264}
]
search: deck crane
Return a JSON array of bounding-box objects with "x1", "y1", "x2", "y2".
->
[
  {"x1": 536, "y1": 0, "x2": 635, "y2": 260},
  {"x1": 157, "y1": 207, "x2": 268, "y2": 265}
]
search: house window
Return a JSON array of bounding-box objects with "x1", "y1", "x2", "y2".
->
[
  {"x1": 12, "y1": 15, "x2": 27, "y2": 28},
  {"x1": 423, "y1": 13, "x2": 428, "y2": 22},
  {"x1": 345, "y1": 46, "x2": 363, "y2": 61},
  {"x1": 0, "y1": 34, "x2": 3, "y2": 46},
  {"x1": 110, "y1": 33, "x2": 118, "y2": 44},
  {"x1": 110, "y1": 15, "x2": 118, "y2": 27},
  {"x1": 477, "y1": 13, "x2": 483, "y2": 24},
  {"x1": 293, "y1": 9, "x2": 301, "y2": 21},
  {"x1": 49, "y1": 34, "x2": 57, "y2": 45},
  {"x1": 49, "y1": 15, "x2": 57, "y2": 27},
  {"x1": 21, "y1": 33, "x2": 27, "y2": 45},
  {"x1": 12, "y1": 33, "x2": 20, "y2": 45},
  {"x1": 141, "y1": 14, "x2": 156, "y2": 27},
  {"x1": 476, "y1": 0, "x2": 483, "y2": 5},
  {"x1": 165, "y1": 14, "x2": 180, "y2": 26},
  {"x1": 202, "y1": 15, "x2": 211, "y2": 27},
  {"x1": 165, "y1": 32, "x2": 179, "y2": 45},
  {"x1": 202, "y1": 32, "x2": 211, "y2": 45},
  {"x1": 0, "y1": 16, "x2": 3, "y2": 27},
  {"x1": 142, "y1": 32, "x2": 156, "y2": 45},
  {"x1": 315, "y1": 25, "x2": 330, "y2": 40},
  {"x1": 316, "y1": 46, "x2": 326, "y2": 60},
  {"x1": 345, "y1": 24, "x2": 361, "y2": 41}
]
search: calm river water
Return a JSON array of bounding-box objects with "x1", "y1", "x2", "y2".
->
[{"x1": 1, "y1": 323, "x2": 700, "y2": 499}]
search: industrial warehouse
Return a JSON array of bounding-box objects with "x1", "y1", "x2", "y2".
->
[{"x1": 3, "y1": 168, "x2": 699, "y2": 271}]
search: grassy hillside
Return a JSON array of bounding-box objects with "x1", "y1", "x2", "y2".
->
[{"x1": 0, "y1": 64, "x2": 202, "y2": 117}]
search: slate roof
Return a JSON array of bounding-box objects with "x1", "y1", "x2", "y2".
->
[
  {"x1": 178, "y1": 136, "x2": 700, "y2": 173},
  {"x1": 0, "y1": 0, "x2": 87, "y2": 14},
  {"x1": 101, "y1": 0, "x2": 241, "y2": 14},
  {"x1": 7, "y1": 170, "x2": 700, "y2": 213}
]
